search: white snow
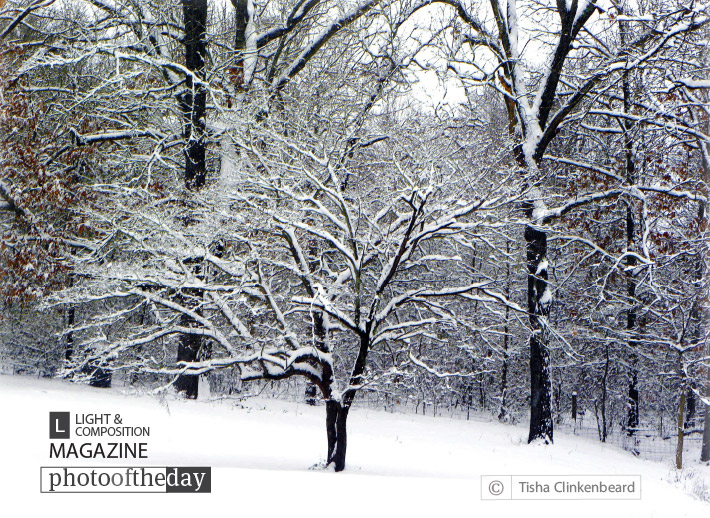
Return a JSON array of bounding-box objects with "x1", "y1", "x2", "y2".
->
[
  {"x1": 616, "y1": 15, "x2": 655, "y2": 22},
  {"x1": 573, "y1": 0, "x2": 593, "y2": 25},
  {"x1": 677, "y1": 77, "x2": 710, "y2": 89},
  {"x1": 1, "y1": 374, "x2": 708, "y2": 517},
  {"x1": 535, "y1": 257, "x2": 549, "y2": 275},
  {"x1": 243, "y1": 0, "x2": 257, "y2": 85}
]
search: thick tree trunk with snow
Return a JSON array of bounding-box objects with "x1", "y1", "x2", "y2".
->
[
  {"x1": 525, "y1": 224, "x2": 553, "y2": 443},
  {"x1": 486, "y1": 0, "x2": 596, "y2": 445},
  {"x1": 306, "y1": 311, "x2": 326, "y2": 405},
  {"x1": 181, "y1": 0, "x2": 208, "y2": 191},
  {"x1": 176, "y1": 0, "x2": 208, "y2": 398}
]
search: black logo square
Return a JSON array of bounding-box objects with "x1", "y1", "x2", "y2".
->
[{"x1": 49, "y1": 412, "x2": 70, "y2": 439}]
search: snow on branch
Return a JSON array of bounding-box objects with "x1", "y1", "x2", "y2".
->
[
  {"x1": 274, "y1": 0, "x2": 386, "y2": 89},
  {"x1": 408, "y1": 352, "x2": 493, "y2": 378}
]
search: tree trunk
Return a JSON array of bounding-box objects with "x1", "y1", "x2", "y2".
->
[
  {"x1": 625, "y1": 201, "x2": 640, "y2": 436},
  {"x1": 65, "y1": 304, "x2": 74, "y2": 362},
  {"x1": 571, "y1": 391, "x2": 577, "y2": 420},
  {"x1": 619, "y1": 12, "x2": 640, "y2": 438},
  {"x1": 87, "y1": 366, "x2": 112, "y2": 388},
  {"x1": 526, "y1": 224, "x2": 553, "y2": 443},
  {"x1": 233, "y1": 0, "x2": 249, "y2": 68},
  {"x1": 600, "y1": 343, "x2": 610, "y2": 442},
  {"x1": 622, "y1": 50, "x2": 641, "y2": 436},
  {"x1": 175, "y1": 0, "x2": 208, "y2": 398},
  {"x1": 627, "y1": 371, "x2": 639, "y2": 435},
  {"x1": 325, "y1": 400, "x2": 349, "y2": 472},
  {"x1": 181, "y1": 0, "x2": 208, "y2": 191},
  {"x1": 498, "y1": 341, "x2": 509, "y2": 421},
  {"x1": 324, "y1": 332, "x2": 369, "y2": 471},
  {"x1": 175, "y1": 313, "x2": 201, "y2": 399},
  {"x1": 701, "y1": 376, "x2": 710, "y2": 462},
  {"x1": 676, "y1": 380, "x2": 686, "y2": 470},
  {"x1": 684, "y1": 385, "x2": 696, "y2": 429}
]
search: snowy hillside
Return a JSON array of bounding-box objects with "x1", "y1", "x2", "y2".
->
[{"x1": 1, "y1": 374, "x2": 708, "y2": 517}]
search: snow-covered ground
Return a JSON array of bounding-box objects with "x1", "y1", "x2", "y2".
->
[{"x1": 1, "y1": 373, "x2": 708, "y2": 517}]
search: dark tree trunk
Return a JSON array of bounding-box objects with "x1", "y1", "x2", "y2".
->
[
  {"x1": 623, "y1": 157, "x2": 640, "y2": 436},
  {"x1": 624, "y1": 184, "x2": 639, "y2": 436},
  {"x1": 626, "y1": 373, "x2": 639, "y2": 435},
  {"x1": 175, "y1": 312, "x2": 201, "y2": 399},
  {"x1": 684, "y1": 385, "x2": 696, "y2": 429},
  {"x1": 498, "y1": 344, "x2": 509, "y2": 421},
  {"x1": 88, "y1": 368, "x2": 112, "y2": 388},
  {"x1": 325, "y1": 400, "x2": 337, "y2": 464},
  {"x1": 619, "y1": 12, "x2": 640, "y2": 438},
  {"x1": 181, "y1": 0, "x2": 208, "y2": 192},
  {"x1": 571, "y1": 391, "x2": 577, "y2": 421},
  {"x1": 526, "y1": 224, "x2": 553, "y2": 443},
  {"x1": 233, "y1": 0, "x2": 249, "y2": 59},
  {"x1": 324, "y1": 332, "x2": 369, "y2": 472},
  {"x1": 174, "y1": 275, "x2": 206, "y2": 398},
  {"x1": 225, "y1": 0, "x2": 249, "y2": 106},
  {"x1": 554, "y1": 382, "x2": 563, "y2": 424},
  {"x1": 600, "y1": 344, "x2": 610, "y2": 442},
  {"x1": 65, "y1": 305, "x2": 74, "y2": 361},
  {"x1": 175, "y1": 0, "x2": 208, "y2": 398},
  {"x1": 325, "y1": 400, "x2": 349, "y2": 472},
  {"x1": 676, "y1": 373, "x2": 687, "y2": 470}
]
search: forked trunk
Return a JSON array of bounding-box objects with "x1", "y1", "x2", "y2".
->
[{"x1": 326, "y1": 400, "x2": 349, "y2": 472}]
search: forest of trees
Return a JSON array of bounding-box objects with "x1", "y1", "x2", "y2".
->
[{"x1": 0, "y1": 0, "x2": 708, "y2": 471}]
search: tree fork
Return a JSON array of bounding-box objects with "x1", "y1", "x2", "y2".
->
[{"x1": 325, "y1": 400, "x2": 349, "y2": 472}]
